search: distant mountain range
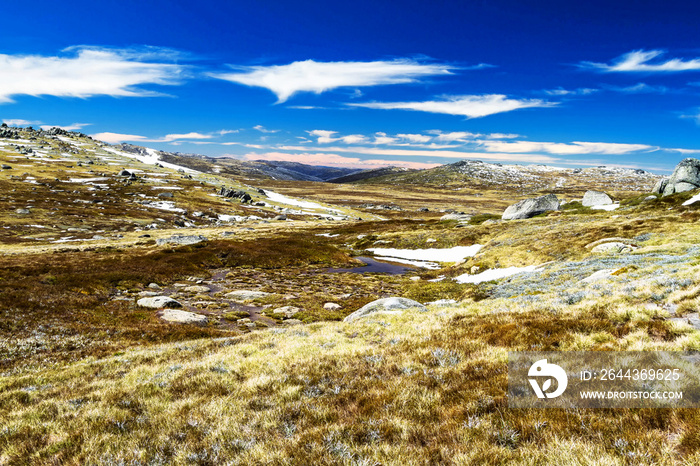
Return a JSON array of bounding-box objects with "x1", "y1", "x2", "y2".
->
[{"x1": 115, "y1": 143, "x2": 661, "y2": 194}]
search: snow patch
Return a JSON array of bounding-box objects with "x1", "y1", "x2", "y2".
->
[
  {"x1": 683, "y1": 193, "x2": 700, "y2": 206},
  {"x1": 454, "y1": 265, "x2": 541, "y2": 284}
]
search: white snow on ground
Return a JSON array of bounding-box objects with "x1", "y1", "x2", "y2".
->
[
  {"x1": 373, "y1": 256, "x2": 441, "y2": 269},
  {"x1": 591, "y1": 203, "x2": 620, "y2": 211},
  {"x1": 454, "y1": 265, "x2": 541, "y2": 284},
  {"x1": 264, "y1": 190, "x2": 325, "y2": 209},
  {"x1": 102, "y1": 147, "x2": 200, "y2": 174},
  {"x1": 151, "y1": 186, "x2": 183, "y2": 190},
  {"x1": 68, "y1": 177, "x2": 109, "y2": 183},
  {"x1": 368, "y1": 245, "x2": 483, "y2": 264},
  {"x1": 683, "y1": 193, "x2": 700, "y2": 206},
  {"x1": 316, "y1": 233, "x2": 340, "y2": 237},
  {"x1": 144, "y1": 201, "x2": 185, "y2": 213}
]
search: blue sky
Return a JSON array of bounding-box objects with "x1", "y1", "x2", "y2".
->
[{"x1": 3, "y1": 0, "x2": 700, "y2": 173}]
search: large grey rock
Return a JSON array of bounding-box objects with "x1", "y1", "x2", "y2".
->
[
  {"x1": 502, "y1": 194, "x2": 560, "y2": 220},
  {"x1": 137, "y1": 296, "x2": 183, "y2": 308},
  {"x1": 156, "y1": 235, "x2": 207, "y2": 246},
  {"x1": 661, "y1": 158, "x2": 700, "y2": 196},
  {"x1": 225, "y1": 290, "x2": 272, "y2": 301},
  {"x1": 343, "y1": 297, "x2": 428, "y2": 323},
  {"x1": 582, "y1": 190, "x2": 613, "y2": 207},
  {"x1": 591, "y1": 242, "x2": 637, "y2": 254},
  {"x1": 159, "y1": 309, "x2": 208, "y2": 324},
  {"x1": 183, "y1": 285, "x2": 211, "y2": 293},
  {"x1": 440, "y1": 213, "x2": 472, "y2": 222},
  {"x1": 273, "y1": 306, "x2": 301, "y2": 318},
  {"x1": 652, "y1": 179, "x2": 667, "y2": 195}
]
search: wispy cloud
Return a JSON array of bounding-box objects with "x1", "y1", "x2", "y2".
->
[
  {"x1": 210, "y1": 59, "x2": 454, "y2": 103},
  {"x1": 91, "y1": 131, "x2": 215, "y2": 144},
  {"x1": 350, "y1": 94, "x2": 556, "y2": 118},
  {"x1": 253, "y1": 125, "x2": 279, "y2": 133},
  {"x1": 396, "y1": 133, "x2": 432, "y2": 143},
  {"x1": 274, "y1": 145, "x2": 559, "y2": 163},
  {"x1": 307, "y1": 130, "x2": 367, "y2": 144},
  {"x1": 0, "y1": 46, "x2": 186, "y2": 104},
  {"x1": 429, "y1": 131, "x2": 479, "y2": 142},
  {"x1": 604, "y1": 82, "x2": 671, "y2": 94},
  {"x1": 544, "y1": 87, "x2": 598, "y2": 96},
  {"x1": 40, "y1": 122, "x2": 91, "y2": 131},
  {"x1": 480, "y1": 140, "x2": 655, "y2": 155},
  {"x1": 241, "y1": 151, "x2": 440, "y2": 169},
  {"x1": 2, "y1": 118, "x2": 42, "y2": 126},
  {"x1": 581, "y1": 49, "x2": 700, "y2": 73}
]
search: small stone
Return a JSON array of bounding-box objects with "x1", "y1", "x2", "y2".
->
[
  {"x1": 148, "y1": 283, "x2": 161, "y2": 289},
  {"x1": 323, "y1": 302, "x2": 342, "y2": 311},
  {"x1": 183, "y1": 285, "x2": 211, "y2": 293}
]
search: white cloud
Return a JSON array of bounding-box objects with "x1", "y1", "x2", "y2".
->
[
  {"x1": 253, "y1": 125, "x2": 279, "y2": 133},
  {"x1": 40, "y1": 123, "x2": 91, "y2": 131},
  {"x1": 241, "y1": 151, "x2": 441, "y2": 169},
  {"x1": 582, "y1": 50, "x2": 700, "y2": 73},
  {"x1": 91, "y1": 131, "x2": 215, "y2": 144},
  {"x1": 429, "y1": 131, "x2": 480, "y2": 142},
  {"x1": 91, "y1": 132, "x2": 150, "y2": 144},
  {"x1": 396, "y1": 133, "x2": 432, "y2": 143},
  {"x1": 0, "y1": 46, "x2": 186, "y2": 103},
  {"x1": 485, "y1": 133, "x2": 520, "y2": 139},
  {"x1": 3, "y1": 118, "x2": 43, "y2": 126},
  {"x1": 350, "y1": 94, "x2": 556, "y2": 118},
  {"x1": 606, "y1": 83, "x2": 670, "y2": 94},
  {"x1": 274, "y1": 145, "x2": 559, "y2": 163},
  {"x1": 210, "y1": 59, "x2": 453, "y2": 102},
  {"x1": 372, "y1": 132, "x2": 397, "y2": 145},
  {"x1": 545, "y1": 87, "x2": 598, "y2": 96},
  {"x1": 480, "y1": 140, "x2": 655, "y2": 155}
]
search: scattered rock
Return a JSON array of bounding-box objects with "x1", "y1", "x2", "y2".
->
[
  {"x1": 156, "y1": 235, "x2": 207, "y2": 246},
  {"x1": 1, "y1": 164, "x2": 11, "y2": 169},
  {"x1": 183, "y1": 285, "x2": 210, "y2": 293},
  {"x1": 282, "y1": 319, "x2": 303, "y2": 326},
  {"x1": 274, "y1": 214, "x2": 287, "y2": 221},
  {"x1": 15, "y1": 208, "x2": 30, "y2": 215},
  {"x1": 582, "y1": 190, "x2": 613, "y2": 207},
  {"x1": 137, "y1": 296, "x2": 183, "y2": 309},
  {"x1": 440, "y1": 213, "x2": 472, "y2": 222},
  {"x1": 582, "y1": 269, "x2": 621, "y2": 283},
  {"x1": 138, "y1": 291, "x2": 161, "y2": 297},
  {"x1": 157, "y1": 192, "x2": 174, "y2": 199},
  {"x1": 343, "y1": 297, "x2": 428, "y2": 323},
  {"x1": 668, "y1": 313, "x2": 700, "y2": 330},
  {"x1": 273, "y1": 306, "x2": 302, "y2": 318},
  {"x1": 225, "y1": 290, "x2": 272, "y2": 301},
  {"x1": 147, "y1": 283, "x2": 161, "y2": 290},
  {"x1": 159, "y1": 309, "x2": 208, "y2": 324},
  {"x1": 323, "y1": 302, "x2": 342, "y2": 311},
  {"x1": 591, "y1": 242, "x2": 637, "y2": 254},
  {"x1": 502, "y1": 194, "x2": 560, "y2": 220}
]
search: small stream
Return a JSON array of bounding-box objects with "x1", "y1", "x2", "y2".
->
[{"x1": 326, "y1": 256, "x2": 416, "y2": 275}]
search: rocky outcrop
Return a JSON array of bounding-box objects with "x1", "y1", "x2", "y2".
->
[
  {"x1": 652, "y1": 158, "x2": 700, "y2": 196},
  {"x1": 582, "y1": 190, "x2": 612, "y2": 207},
  {"x1": 219, "y1": 187, "x2": 252, "y2": 202},
  {"x1": 343, "y1": 297, "x2": 427, "y2": 323},
  {"x1": 502, "y1": 194, "x2": 560, "y2": 220}
]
